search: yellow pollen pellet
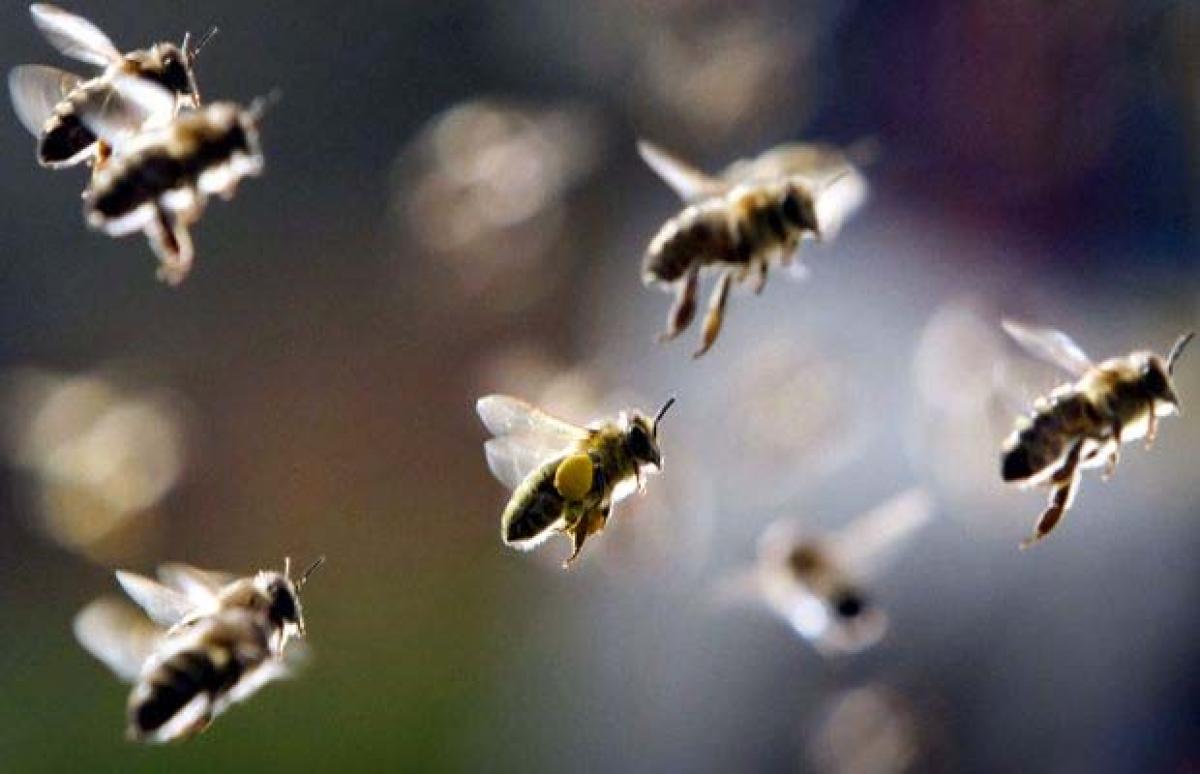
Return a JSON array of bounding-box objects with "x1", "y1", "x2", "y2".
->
[{"x1": 554, "y1": 454, "x2": 594, "y2": 501}]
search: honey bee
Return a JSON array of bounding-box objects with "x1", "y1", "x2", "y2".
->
[
  {"x1": 477, "y1": 394, "x2": 674, "y2": 567},
  {"x1": 78, "y1": 76, "x2": 267, "y2": 284},
  {"x1": 1000, "y1": 320, "x2": 1194, "y2": 548},
  {"x1": 639, "y1": 139, "x2": 870, "y2": 356},
  {"x1": 720, "y1": 489, "x2": 932, "y2": 655},
  {"x1": 74, "y1": 557, "x2": 322, "y2": 743},
  {"x1": 9, "y1": 4, "x2": 214, "y2": 171}
]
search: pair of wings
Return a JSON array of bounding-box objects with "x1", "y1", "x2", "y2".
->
[
  {"x1": 477, "y1": 395, "x2": 592, "y2": 491},
  {"x1": 637, "y1": 139, "x2": 870, "y2": 239},
  {"x1": 11, "y1": 6, "x2": 178, "y2": 146},
  {"x1": 74, "y1": 563, "x2": 234, "y2": 682},
  {"x1": 1001, "y1": 319, "x2": 1095, "y2": 378}
]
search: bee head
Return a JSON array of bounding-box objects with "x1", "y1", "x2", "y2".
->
[
  {"x1": 830, "y1": 588, "x2": 868, "y2": 621},
  {"x1": 262, "y1": 556, "x2": 324, "y2": 641},
  {"x1": 142, "y1": 43, "x2": 195, "y2": 103},
  {"x1": 625, "y1": 397, "x2": 675, "y2": 470},
  {"x1": 1143, "y1": 332, "x2": 1193, "y2": 412},
  {"x1": 780, "y1": 183, "x2": 820, "y2": 237}
]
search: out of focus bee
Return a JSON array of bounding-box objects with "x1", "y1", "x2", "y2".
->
[
  {"x1": 639, "y1": 139, "x2": 871, "y2": 356},
  {"x1": 74, "y1": 557, "x2": 322, "y2": 743},
  {"x1": 477, "y1": 394, "x2": 674, "y2": 567},
  {"x1": 1000, "y1": 320, "x2": 1194, "y2": 548},
  {"x1": 78, "y1": 76, "x2": 267, "y2": 284},
  {"x1": 720, "y1": 489, "x2": 932, "y2": 655},
  {"x1": 9, "y1": 4, "x2": 214, "y2": 171}
]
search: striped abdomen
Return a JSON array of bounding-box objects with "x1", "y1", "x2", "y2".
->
[
  {"x1": 127, "y1": 611, "x2": 270, "y2": 742},
  {"x1": 39, "y1": 109, "x2": 99, "y2": 167},
  {"x1": 1001, "y1": 391, "x2": 1104, "y2": 482},
  {"x1": 643, "y1": 184, "x2": 818, "y2": 283},
  {"x1": 501, "y1": 456, "x2": 570, "y2": 545}
]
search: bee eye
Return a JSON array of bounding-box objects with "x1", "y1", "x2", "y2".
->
[
  {"x1": 628, "y1": 424, "x2": 655, "y2": 463},
  {"x1": 832, "y1": 590, "x2": 866, "y2": 619},
  {"x1": 269, "y1": 584, "x2": 298, "y2": 623}
]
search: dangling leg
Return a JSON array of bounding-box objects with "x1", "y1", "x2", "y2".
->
[
  {"x1": 750, "y1": 257, "x2": 768, "y2": 295},
  {"x1": 1021, "y1": 440, "x2": 1084, "y2": 549},
  {"x1": 146, "y1": 205, "x2": 196, "y2": 286},
  {"x1": 658, "y1": 266, "x2": 700, "y2": 342},
  {"x1": 563, "y1": 505, "x2": 608, "y2": 569},
  {"x1": 1145, "y1": 405, "x2": 1159, "y2": 450},
  {"x1": 1102, "y1": 422, "x2": 1122, "y2": 481},
  {"x1": 694, "y1": 269, "x2": 733, "y2": 358}
]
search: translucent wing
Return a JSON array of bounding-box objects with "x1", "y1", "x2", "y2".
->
[
  {"x1": 156, "y1": 564, "x2": 234, "y2": 607},
  {"x1": 75, "y1": 74, "x2": 175, "y2": 148},
  {"x1": 30, "y1": 4, "x2": 121, "y2": 68},
  {"x1": 73, "y1": 597, "x2": 162, "y2": 682},
  {"x1": 8, "y1": 64, "x2": 80, "y2": 137},
  {"x1": 637, "y1": 140, "x2": 727, "y2": 202},
  {"x1": 830, "y1": 488, "x2": 934, "y2": 579},
  {"x1": 484, "y1": 436, "x2": 563, "y2": 491},
  {"x1": 812, "y1": 169, "x2": 869, "y2": 240},
  {"x1": 722, "y1": 143, "x2": 852, "y2": 185},
  {"x1": 1002, "y1": 320, "x2": 1094, "y2": 377},
  {"x1": 115, "y1": 570, "x2": 199, "y2": 628},
  {"x1": 476, "y1": 395, "x2": 589, "y2": 442}
]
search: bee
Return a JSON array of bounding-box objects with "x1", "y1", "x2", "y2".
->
[
  {"x1": 78, "y1": 76, "x2": 267, "y2": 285},
  {"x1": 1000, "y1": 320, "x2": 1194, "y2": 548},
  {"x1": 73, "y1": 557, "x2": 323, "y2": 743},
  {"x1": 729, "y1": 489, "x2": 931, "y2": 655},
  {"x1": 639, "y1": 139, "x2": 870, "y2": 356},
  {"x1": 9, "y1": 4, "x2": 214, "y2": 171},
  {"x1": 476, "y1": 394, "x2": 675, "y2": 567}
]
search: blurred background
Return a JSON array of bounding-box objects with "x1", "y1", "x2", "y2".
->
[{"x1": 1, "y1": 0, "x2": 1199, "y2": 771}]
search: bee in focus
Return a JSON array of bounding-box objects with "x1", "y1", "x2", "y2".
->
[
  {"x1": 719, "y1": 489, "x2": 932, "y2": 655},
  {"x1": 78, "y1": 76, "x2": 268, "y2": 284},
  {"x1": 9, "y1": 3, "x2": 214, "y2": 172},
  {"x1": 639, "y1": 139, "x2": 871, "y2": 357},
  {"x1": 1000, "y1": 320, "x2": 1194, "y2": 548},
  {"x1": 477, "y1": 394, "x2": 674, "y2": 567},
  {"x1": 74, "y1": 557, "x2": 323, "y2": 743}
]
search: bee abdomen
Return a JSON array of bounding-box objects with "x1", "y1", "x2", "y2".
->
[
  {"x1": 129, "y1": 649, "x2": 223, "y2": 737},
  {"x1": 1001, "y1": 394, "x2": 1097, "y2": 482},
  {"x1": 502, "y1": 459, "x2": 567, "y2": 545},
  {"x1": 38, "y1": 112, "x2": 97, "y2": 166}
]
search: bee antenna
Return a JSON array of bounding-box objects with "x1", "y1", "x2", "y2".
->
[
  {"x1": 283, "y1": 556, "x2": 292, "y2": 579},
  {"x1": 184, "y1": 27, "x2": 219, "y2": 62},
  {"x1": 296, "y1": 555, "x2": 326, "y2": 590},
  {"x1": 1167, "y1": 332, "x2": 1195, "y2": 375},
  {"x1": 653, "y1": 396, "x2": 677, "y2": 429}
]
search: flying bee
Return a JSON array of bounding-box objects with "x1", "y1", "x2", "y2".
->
[
  {"x1": 477, "y1": 394, "x2": 675, "y2": 567},
  {"x1": 9, "y1": 4, "x2": 214, "y2": 171},
  {"x1": 74, "y1": 557, "x2": 323, "y2": 743},
  {"x1": 78, "y1": 76, "x2": 267, "y2": 285},
  {"x1": 639, "y1": 139, "x2": 871, "y2": 357},
  {"x1": 1000, "y1": 320, "x2": 1194, "y2": 548},
  {"x1": 717, "y1": 489, "x2": 932, "y2": 655}
]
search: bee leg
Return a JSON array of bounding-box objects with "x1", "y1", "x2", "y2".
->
[
  {"x1": 144, "y1": 206, "x2": 196, "y2": 287},
  {"x1": 1102, "y1": 423, "x2": 1122, "y2": 481},
  {"x1": 1145, "y1": 409, "x2": 1158, "y2": 450},
  {"x1": 562, "y1": 510, "x2": 591, "y2": 569},
  {"x1": 587, "y1": 505, "x2": 610, "y2": 536},
  {"x1": 751, "y1": 258, "x2": 768, "y2": 295},
  {"x1": 658, "y1": 267, "x2": 700, "y2": 342},
  {"x1": 1021, "y1": 440, "x2": 1084, "y2": 549},
  {"x1": 694, "y1": 270, "x2": 733, "y2": 358}
]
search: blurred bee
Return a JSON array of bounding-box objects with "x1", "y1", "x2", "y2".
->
[
  {"x1": 9, "y1": 4, "x2": 214, "y2": 172},
  {"x1": 78, "y1": 76, "x2": 267, "y2": 284},
  {"x1": 1000, "y1": 320, "x2": 1194, "y2": 548},
  {"x1": 639, "y1": 139, "x2": 871, "y2": 356},
  {"x1": 74, "y1": 557, "x2": 323, "y2": 743},
  {"x1": 477, "y1": 394, "x2": 674, "y2": 567},
  {"x1": 718, "y1": 489, "x2": 932, "y2": 655}
]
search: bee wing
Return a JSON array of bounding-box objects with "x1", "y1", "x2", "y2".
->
[
  {"x1": 73, "y1": 597, "x2": 163, "y2": 682},
  {"x1": 811, "y1": 169, "x2": 869, "y2": 240},
  {"x1": 156, "y1": 564, "x2": 234, "y2": 607},
  {"x1": 637, "y1": 139, "x2": 728, "y2": 202},
  {"x1": 830, "y1": 488, "x2": 934, "y2": 580},
  {"x1": 115, "y1": 570, "x2": 201, "y2": 628},
  {"x1": 476, "y1": 395, "x2": 590, "y2": 442},
  {"x1": 30, "y1": 4, "x2": 122, "y2": 68},
  {"x1": 76, "y1": 74, "x2": 175, "y2": 149},
  {"x1": 484, "y1": 435, "x2": 565, "y2": 491},
  {"x1": 1001, "y1": 320, "x2": 1095, "y2": 377},
  {"x1": 8, "y1": 64, "x2": 81, "y2": 137}
]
